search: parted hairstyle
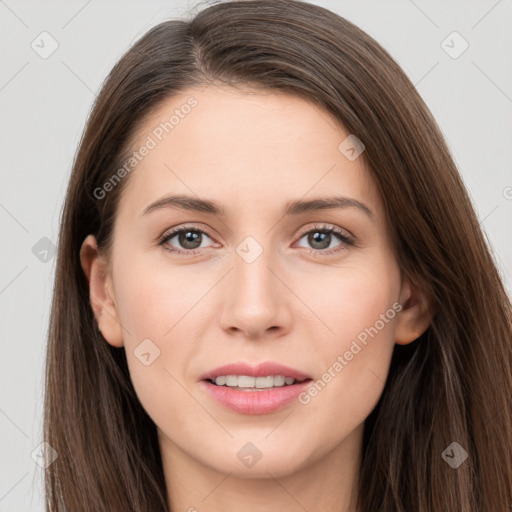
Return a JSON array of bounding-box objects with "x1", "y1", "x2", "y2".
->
[{"x1": 44, "y1": 1, "x2": 512, "y2": 510}]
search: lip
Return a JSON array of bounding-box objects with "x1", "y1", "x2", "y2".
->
[
  {"x1": 200, "y1": 379, "x2": 312, "y2": 415},
  {"x1": 198, "y1": 361, "x2": 313, "y2": 415},
  {"x1": 199, "y1": 361, "x2": 311, "y2": 382}
]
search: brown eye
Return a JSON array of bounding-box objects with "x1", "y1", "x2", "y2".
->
[
  {"x1": 159, "y1": 226, "x2": 215, "y2": 254},
  {"x1": 175, "y1": 230, "x2": 203, "y2": 250},
  {"x1": 296, "y1": 225, "x2": 354, "y2": 255},
  {"x1": 306, "y1": 231, "x2": 333, "y2": 250}
]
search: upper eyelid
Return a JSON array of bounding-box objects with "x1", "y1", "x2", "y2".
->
[{"x1": 161, "y1": 224, "x2": 216, "y2": 241}]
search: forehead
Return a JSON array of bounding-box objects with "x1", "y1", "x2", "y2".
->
[{"x1": 117, "y1": 85, "x2": 382, "y2": 222}]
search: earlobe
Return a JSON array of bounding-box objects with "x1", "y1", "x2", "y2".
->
[
  {"x1": 79, "y1": 234, "x2": 124, "y2": 348},
  {"x1": 394, "y1": 278, "x2": 434, "y2": 345}
]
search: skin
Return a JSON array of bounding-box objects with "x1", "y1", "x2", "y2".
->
[{"x1": 80, "y1": 85, "x2": 431, "y2": 512}]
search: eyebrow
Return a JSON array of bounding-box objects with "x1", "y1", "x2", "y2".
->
[{"x1": 141, "y1": 194, "x2": 374, "y2": 220}]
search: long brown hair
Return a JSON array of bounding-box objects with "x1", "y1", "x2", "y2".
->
[{"x1": 44, "y1": 1, "x2": 512, "y2": 510}]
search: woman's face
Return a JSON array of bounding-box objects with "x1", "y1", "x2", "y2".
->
[{"x1": 81, "y1": 85, "x2": 428, "y2": 480}]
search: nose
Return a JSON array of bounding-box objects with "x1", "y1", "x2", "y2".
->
[{"x1": 218, "y1": 244, "x2": 292, "y2": 341}]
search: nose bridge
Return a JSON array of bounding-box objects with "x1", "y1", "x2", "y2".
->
[{"x1": 232, "y1": 233, "x2": 279, "y2": 303}]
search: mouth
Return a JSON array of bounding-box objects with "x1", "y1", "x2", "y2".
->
[
  {"x1": 199, "y1": 361, "x2": 312, "y2": 383},
  {"x1": 199, "y1": 362, "x2": 313, "y2": 414}
]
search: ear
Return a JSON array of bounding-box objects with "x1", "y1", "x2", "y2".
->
[
  {"x1": 394, "y1": 277, "x2": 434, "y2": 345},
  {"x1": 79, "y1": 234, "x2": 124, "y2": 348}
]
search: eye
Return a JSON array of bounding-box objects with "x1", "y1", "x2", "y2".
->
[
  {"x1": 158, "y1": 225, "x2": 217, "y2": 255},
  {"x1": 294, "y1": 224, "x2": 354, "y2": 256}
]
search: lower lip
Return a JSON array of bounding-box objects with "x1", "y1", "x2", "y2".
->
[{"x1": 200, "y1": 379, "x2": 312, "y2": 415}]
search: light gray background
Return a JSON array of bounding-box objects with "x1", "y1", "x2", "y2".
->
[{"x1": 1, "y1": 0, "x2": 511, "y2": 510}]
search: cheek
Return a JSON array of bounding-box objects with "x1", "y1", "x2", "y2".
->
[
  {"x1": 298, "y1": 264, "x2": 399, "y2": 433},
  {"x1": 110, "y1": 249, "x2": 236, "y2": 430},
  {"x1": 112, "y1": 249, "x2": 204, "y2": 340},
  {"x1": 109, "y1": 253, "x2": 194, "y2": 414},
  {"x1": 318, "y1": 257, "x2": 399, "y2": 345}
]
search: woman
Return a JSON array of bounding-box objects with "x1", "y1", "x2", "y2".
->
[{"x1": 44, "y1": 0, "x2": 512, "y2": 510}]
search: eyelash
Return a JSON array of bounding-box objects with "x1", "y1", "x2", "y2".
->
[{"x1": 157, "y1": 223, "x2": 355, "y2": 258}]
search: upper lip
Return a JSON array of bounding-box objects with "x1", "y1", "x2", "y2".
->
[{"x1": 200, "y1": 362, "x2": 312, "y2": 382}]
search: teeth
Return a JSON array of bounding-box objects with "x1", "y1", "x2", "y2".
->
[
  {"x1": 238, "y1": 375, "x2": 256, "y2": 388},
  {"x1": 213, "y1": 375, "x2": 297, "y2": 388},
  {"x1": 225, "y1": 375, "x2": 238, "y2": 386}
]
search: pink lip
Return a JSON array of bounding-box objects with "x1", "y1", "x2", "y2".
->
[
  {"x1": 199, "y1": 361, "x2": 311, "y2": 382},
  {"x1": 198, "y1": 361, "x2": 313, "y2": 415},
  {"x1": 200, "y1": 379, "x2": 312, "y2": 415}
]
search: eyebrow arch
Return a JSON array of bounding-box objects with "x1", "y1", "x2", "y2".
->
[{"x1": 141, "y1": 194, "x2": 374, "y2": 220}]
